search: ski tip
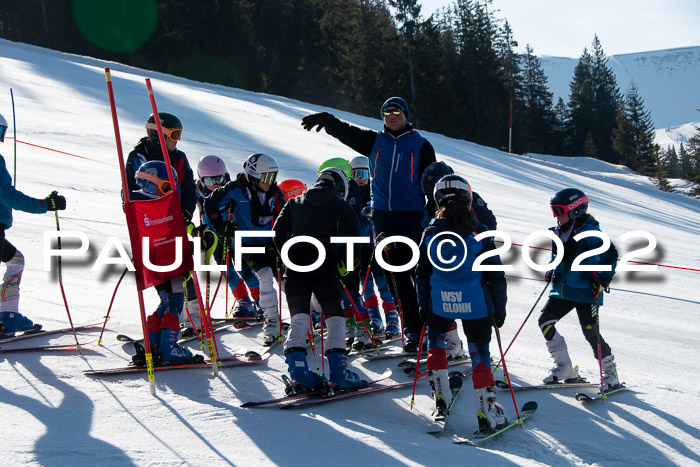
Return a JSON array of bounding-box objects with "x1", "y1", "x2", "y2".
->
[{"x1": 521, "y1": 400, "x2": 538, "y2": 412}]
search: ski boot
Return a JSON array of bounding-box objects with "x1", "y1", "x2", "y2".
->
[
  {"x1": 262, "y1": 305, "x2": 280, "y2": 346},
  {"x1": 352, "y1": 320, "x2": 373, "y2": 351},
  {"x1": 284, "y1": 348, "x2": 324, "y2": 394},
  {"x1": 445, "y1": 327, "x2": 466, "y2": 361},
  {"x1": 0, "y1": 311, "x2": 37, "y2": 336},
  {"x1": 326, "y1": 349, "x2": 363, "y2": 391},
  {"x1": 159, "y1": 328, "x2": 203, "y2": 364},
  {"x1": 344, "y1": 315, "x2": 357, "y2": 347},
  {"x1": 602, "y1": 355, "x2": 621, "y2": 390},
  {"x1": 430, "y1": 369, "x2": 451, "y2": 417},
  {"x1": 476, "y1": 386, "x2": 507, "y2": 433},
  {"x1": 384, "y1": 308, "x2": 400, "y2": 338},
  {"x1": 232, "y1": 297, "x2": 256, "y2": 318}
]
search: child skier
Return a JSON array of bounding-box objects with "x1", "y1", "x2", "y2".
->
[
  {"x1": 204, "y1": 153, "x2": 285, "y2": 345},
  {"x1": 273, "y1": 168, "x2": 363, "y2": 392},
  {"x1": 416, "y1": 174, "x2": 508, "y2": 434},
  {"x1": 0, "y1": 112, "x2": 66, "y2": 336},
  {"x1": 130, "y1": 160, "x2": 203, "y2": 364},
  {"x1": 538, "y1": 188, "x2": 620, "y2": 389}
]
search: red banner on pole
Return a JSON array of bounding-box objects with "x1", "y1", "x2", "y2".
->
[{"x1": 124, "y1": 191, "x2": 193, "y2": 291}]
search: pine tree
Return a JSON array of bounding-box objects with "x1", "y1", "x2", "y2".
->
[
  {"x1": 664, "y1": 145, "x2": 682, "y2": 178},
  {"x1": 650, "y1": 151, "x2": 672, "y2": 192},
  {"x1": 679, "y1": 143, "x2": 694, "y2": 180},
  {"x1": 590, "y1": 35, "x2": 622, "y2": 163},
  {"x1": 566, "y1": 47, "x2": 595, "y2": 157},
  {"x1": 612, "y1": 82, "x2": 656, "y2": 172},
  {"x1": 686, "y1": 124, "x2": 700, "y2": 196}
]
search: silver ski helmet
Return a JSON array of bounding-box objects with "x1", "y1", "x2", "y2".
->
[
  {"x1": 433, "y1": 174, "x2": 472, "y2": 209},
  {"x1": 135, "y1": 160, "x2": 178, "y2": 197},
  {"x1": 244, "y1": 153, "x2": 278, "y2": 185},
  {"x1": 145, "y1": 112, "x2": 183, "y2": 143},
  {"x1": 317, "y1": 167, "x2": 349, "y2": 200},
  {"x1": 550, "y1": 188, "x2": 588, "y2": 219},
  {"x1": 349, "y1": 156, "x2": 370, "y2": 181},
  {"x1": 197, "y1": 155, "x2": 230, "y2": 188},
  {"x1": 0, "y1": 113, "x2": 7, "y2": 143}
]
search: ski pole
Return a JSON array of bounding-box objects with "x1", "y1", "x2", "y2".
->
[
  {"x1": 97, "y1": 266, "x2": 128, "y2": 344},
  {"x1": 409, "y1": 325, "x2": 427, "y2": 410},
  {"x1": 53, "y1": 210, "x2": 81, "y2": 350},
  {"x1": 593, "y1": 303, "x2": 607, "y2": 399},
  {"x1": 493, "y1": 281, "x2": 549, "y2": 371},
  {"x1": 339, "y1": 278, "x2": 377, "y2": 352},
  {"x1": 382, "y1": 239, "x2": 406, "y2": 353},
  {"x1": 10, "y1": 88, "x2": 17, "y2": 186},
  {"x1": 495, "y1": 327, "x2": 522, "y2": 426}
]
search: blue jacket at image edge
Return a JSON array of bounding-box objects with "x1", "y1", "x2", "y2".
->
[{"x1": 0, "y1": 155, "x2": 47, "y2": 228}]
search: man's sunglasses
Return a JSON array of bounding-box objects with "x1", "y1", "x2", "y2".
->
[{"x1": 382, "y1": 108, "x2": 402, "y2": 116}]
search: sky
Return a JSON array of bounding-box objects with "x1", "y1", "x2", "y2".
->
[
  {"x1": 418, "y1": 0, "x2": 700, "y2": 58},
  {"x1": 1, "y1": 39, "x2": 700, "y2": 465}
]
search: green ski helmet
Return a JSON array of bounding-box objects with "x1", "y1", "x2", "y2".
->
[{"x1": 318, "y1": 157, "x2": 352, "y2": 179}]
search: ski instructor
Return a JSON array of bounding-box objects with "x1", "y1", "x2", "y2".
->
[{"x1": 300, "y1": 97, "x2": 436, "y2": 352}]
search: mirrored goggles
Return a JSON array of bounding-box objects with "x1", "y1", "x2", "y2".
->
[
  {"x1": 259, "y1": 171, "x2": 277, "y2": 185},
  {"x1": 352, "y1": 168, "x2": 369, "y2": 180},
  {"x1": 201, "y1": 174, "x2": 228, "y2": 188},
  {"x1": 550, "y1": 196, "x2": 588, "y2": 217},
  {"x1": 382, "y1": 108, "x2": 402, "y2": 116},
  {"x1": 145, "y1": 123, "x2": 183, "y2": 142}
]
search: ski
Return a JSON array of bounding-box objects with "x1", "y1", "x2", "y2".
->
[
  {"x1": 241, "y1": 369, "x2": 394, "y2": 408},
  {"x1": 85, "y1": 352, "x2": 268, "y2": 376},
  {"x1": 399, "y1": 356, "x2": 470, "y2": 375},
  {"x1": 0, "y1": 322, "x2": 102, "y2": 344},
  {"x1": 495, "y1": 379, "x2": 597, "y2": 391},
  {"x1": 427, "y1": 372, "x2": 465, "y2": 436},
  {"x1": 280, "y1": 371, "x2": 427, "y2": 410},
  {"x1": 116, "y1": 322, "x2": 235, "y2": 345},
  {"x1": 0, "y1": 338, "x2": 98, "y2": 353},
  {"x1": 347, "y1": 336, "x2": 403, "y2": 360},
  {"x1": 454, "y1": 401, "x2": 538, "y2": 445},
  {"x1": 575, "y1": 383, "x2": 628, "y2": 401}
]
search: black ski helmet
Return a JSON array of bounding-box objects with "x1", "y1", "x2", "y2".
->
[
  {"x1": 421, "y1": 161, "x2": 454, "y2": 198},
  {"x1": 316, "y1": 167, "x2": 349, "y2": 200},
  {"x1": 550, "y1": 188, "x2": 588, "y2": 219},
  {"x1": 145, "y1": 112, "x2": 183, "y2": 143},
  {"x1": 433, "y1": 175, "x2": 472, "y2": 209}
]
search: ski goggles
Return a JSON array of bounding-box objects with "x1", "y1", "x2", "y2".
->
[
  {"x1": 145, "y1": 123, "x2": 183, "y2": 142},
  {"x1": 0, "y1": 125, "x2": 6, "y2": 143},
  {"x1": 259, "y1": 171, "x2": 277, "y2": 185},
  {"x1": 201, "y1": 174, "x2": 228, "y2": 188},
  {"x1": 135, "y1": 172, "x2": 172, "y2": 195},
  {"x1": 352, "y1": 168, "x2": 369, "y2": 180},
  {"x1": 382, "y1": 108, "x2": 402, "y2": 116},
  {"x1": 551, "y1": 196, "x2": 588, "y2": 217}
]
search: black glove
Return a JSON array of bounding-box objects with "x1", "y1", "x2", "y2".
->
[
  {"x1": 544, "y1": 269, "x2": 553, "y2": 283},
  {"x1": 418, "y1": 307, "x2": 429, "y2": 325},
  {"x1": 45, "y1": 191, "x2": 66, "y2": 211},
  {"x1": 493, "y1": 310, "x2": 506, "y2": 328},
  {"x1": 301, "y1": 112, "x2": 333, "y2": 132}
]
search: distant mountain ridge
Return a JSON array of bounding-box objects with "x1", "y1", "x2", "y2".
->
[{"x1": 540, "y1": 46, "x2": 700, "y2": 133}]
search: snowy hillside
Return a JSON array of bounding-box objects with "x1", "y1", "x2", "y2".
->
[
  {"x1": 541, "y1": 46, "x2": 700, "y2": 147},
  {"x1": 1, "y1": 39, "x2": 700, "y2": 466}
]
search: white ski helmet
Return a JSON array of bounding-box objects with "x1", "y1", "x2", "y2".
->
[
  {"x1": 243, "y1": 153, "x2": 279, "y2": 185},
  {"x1": 317, "y1": 167, "x2": 349, "y2": 200},
  {"x1": 0, "y1": 113, "x2": 8, "y2": 143},
  {"x1": 349, "y1": 155, "x2": 370, "y2": 180}
]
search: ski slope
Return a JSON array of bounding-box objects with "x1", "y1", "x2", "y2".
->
[{"x1": 0, "y1": 39, "x2": 699, "y2": 466}]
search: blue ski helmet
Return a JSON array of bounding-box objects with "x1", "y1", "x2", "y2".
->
[
  {"x1": 421, "y1": 161, "x2": 454, "y2": 198},
  {"x1": 135, "y1": 161, "x2": 178, "y2": 197}
]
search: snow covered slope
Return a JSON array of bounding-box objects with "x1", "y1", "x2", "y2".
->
[{"x1": 1, "y1": 39, "x2": 699, "y2": 466}]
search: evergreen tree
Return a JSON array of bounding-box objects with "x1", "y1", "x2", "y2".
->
[
  {"x1": 390, "y1": 0, "x2": 422, "y2": 125},
  {"x1": 664, "y1": 146, "x2": 682, "y2": 178},
  {"x1": 679, "y1": 142, "x2": 694, "y2": 180},
  {"x1": 590, "y1": 35, "x2": 622, "y2": 163},
  {"x1": 649, "y1": 151, "x2": 672, "y2": 192},
  {"x1": 566, "y1": 47, "x2": 595, "y2": 156},
  {"x1": 686, "y1": 124, "x2": 700, "y2": 196}
]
